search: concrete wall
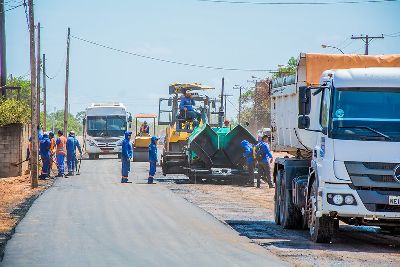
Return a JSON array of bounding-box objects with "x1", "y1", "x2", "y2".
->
[{"x1": 0, "y1": 124, "x2": 29, "y2": 178}]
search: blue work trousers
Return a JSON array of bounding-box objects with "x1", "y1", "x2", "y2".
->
[
  {"x1": 149, "y1": 160, "x2": 156, "y2": 177},
  {"x1": 121, "y1": 158, "x2": 131, "y2": 178},
  {"x1": 67, "y1": 154, "x2": 75, "y2": 173},
  {"x1": 41, "y1": 155, "x2": 50, "y2": 177},
  {"x1": 56, "y1": 154, "x2": 65, "y2": 175}
]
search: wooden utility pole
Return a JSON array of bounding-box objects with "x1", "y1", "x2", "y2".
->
[
  {"x1": 36, "y1": 22, "x2": 41, "y2": 126},
  {"x1": 64, "y1": 27, "x2": 70, "y2": 135},
  {"x1": 28, "y1": 0, "x2": 38, "y2": 188},
  {"x1": 43, "y1": 53, "x2": 47, "y2": 130},
  {"x1": 0, "y1": 0, "x2": 6, "y2": 97},
  {"x1": 351, "y1": 34, "x2": 384, "y2": 55}
]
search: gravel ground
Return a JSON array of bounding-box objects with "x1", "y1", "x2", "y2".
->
[
  {"x1": 163, "y1": 179, "x2": 400, "y2": 266},
  {"x1": 0, "y1": 175, "x2": 53, "y2": 260}
]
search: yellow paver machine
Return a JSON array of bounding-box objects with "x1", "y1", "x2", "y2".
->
[
  {"x1": 132, "y1": 113, "x2": 157, "y2": 162},
  {"x1": 158, "y1": 83, "x2": 219, "y2": 175}
]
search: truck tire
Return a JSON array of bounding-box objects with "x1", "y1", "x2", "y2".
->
[
  {"x1": 279, "y1": 170, "x2": 301, "y2": 229},
  {"x1": 308, "y1": 180, "x2": 334, "y2": 243},
  {"x1": 274, "y1": 172, "x2": 281, "y2": 225}
]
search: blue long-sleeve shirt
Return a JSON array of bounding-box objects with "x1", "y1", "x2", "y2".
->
[
  {"x1": 74, "y1": 137, "x2": 82, "y2": 155},
  {"x1": 241, "y1": 140, "x2": 254, "y2": 164},
  {"x1": 122, "y1": 133, "x2": 133, "y2": 160},
  {"x1": 256, "y1": 141, "x2": 273, "y2": 162},
  {"x1": 179, "y1": 96, "x2": 195, "y2": 112},
  {"x1": 39, "y1": 134, "x2": 51, "y2": 158}
]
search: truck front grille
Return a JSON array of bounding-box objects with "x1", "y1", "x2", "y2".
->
[{"x1": 345, "y1": 161, "x2": 400, "y2": 190}]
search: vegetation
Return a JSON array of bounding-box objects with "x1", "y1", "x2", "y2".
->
[
  {"x1": 0, "y1": 98, "x2": 30, "y2": 126},
  {"x1": 42, "y1": 110, "x2": 83, "y2": 134},
  {"x1": 272, "y1": 57, "x2": 298, "y2": 78},
  {"x1": 239, "y1": 57, "x2": 297, "y2": 133}
]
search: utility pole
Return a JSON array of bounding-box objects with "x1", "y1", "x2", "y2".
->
[
  {"x1": 28, "y1": 0, "x2": 38, "y2": 188},
  {"x1": 233, "y1": 85, "x2": 245, "y2": 125},
  {"x1": 351, "y1": 34, "x2": 384, "y2": 55},
  {"x1": 43, "y1": 53, "x2": 46, "y2": 130},
  {"x1": 0, "y1": 0, "x2": 6, "y2": 97},
  {"x1": 218, "y1": 77, "x2": 225, "y2": 128},
  {"x1": 64, "y1": 27, "x2": 71, "y2": 135},
  {"x1": 36, "y1": 22, "x2": 41, "y2": 126}
]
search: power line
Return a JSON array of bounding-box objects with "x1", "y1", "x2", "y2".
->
[
  {"x1": 0, "y1": 3, "x2": 24, "y2": 13},
  {"x1": 196, "y1": 0, "x2": 399, "y2": 5},
  {"x1": 383, "y1": 31, "x2": 400, "y2": 37},
  {"x1": 0, "y1": 2, "x2": 23, "y2": 13},
  {"x1": 71, "y1": 35, "x2": 274, "y2": 72}
]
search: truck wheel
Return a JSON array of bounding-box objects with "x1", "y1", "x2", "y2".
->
[
  {"x1": 274, "y1": 171, "x2": 281, "y2": 225},
  {"x1": 308, "y1": 180, "x2": 334, "y2": 243},
  {"x1": 279, "y1": 170, "x2": 301, "y2": 229}
]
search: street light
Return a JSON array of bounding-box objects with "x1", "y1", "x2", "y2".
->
[{"x1": 321, "y1": 44, "x2": 344, "y2": 54}]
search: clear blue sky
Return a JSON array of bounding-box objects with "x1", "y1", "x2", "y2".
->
[{"x1": 6, "y1": 0, "x2": 400, "y2": 119}]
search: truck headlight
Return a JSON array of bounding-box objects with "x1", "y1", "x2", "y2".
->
[
  {"x1": 327, "y1": 193, "x2": 357, "y2": 206},
  {"x1": 333, "y1": 194, "x2": 344, "y2": 205},
  {"x1": 345, "y1": 195, "x2": 355, "y2": 205}
]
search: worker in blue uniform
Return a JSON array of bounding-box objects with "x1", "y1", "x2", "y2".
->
[
  {"x1": 121, "y1": 131, "x2": 133, "y2": 183},
  {"x1": 39, "y1": 133, "x2": 51, "y2": 179},
  {"x1": 241, "y1": 140, "x2": 255, "y2": 185},
  {"x1": 179, "y1": 90, "x2": 201, "y2": 123},
  {"x1": 70, "y1": 131, "x2": 82, "y2": 172},
  {"x1": 255, "y1": 135, "x2": 274, "y2": 188},
  {"x1": 66, "y1": 132, "x2": 76, "y2": 176},
  {"x1": 148, "y1": 136, "x2": 159, "y2": 184}
]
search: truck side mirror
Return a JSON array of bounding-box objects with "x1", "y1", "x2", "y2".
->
[
  {"x1": 298, "y1": 86, "x2": 311, "y2": 115},
  {"x1": 298, "y1": 116, "x2": 310, "y2": 129}
]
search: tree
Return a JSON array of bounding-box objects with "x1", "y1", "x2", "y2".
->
[
  {"x1": 273, "y1": 57, "x2": 298, "y2": 78},
  {"x1": 42, "y1": 110, "x2": 82, "y2": 134}
]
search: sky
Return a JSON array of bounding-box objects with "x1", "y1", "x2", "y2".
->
[{"x1": 6, "y1": 0, "x2": 400, "y2": 119}]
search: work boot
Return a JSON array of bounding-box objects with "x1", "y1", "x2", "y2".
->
[
  {"x1": 148, "y1": 177, "x2": 154, "y2": 184},
  {"x1": 121, "y1": 178, "x2": 129, "y2": 183},
  {"x1": 268, "y1": 182, "x2": 275, "y2": 188}
]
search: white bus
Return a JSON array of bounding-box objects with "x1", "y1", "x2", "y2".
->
[{"x1": 83, "y1": 103, "x2": 132, "y2": 159}]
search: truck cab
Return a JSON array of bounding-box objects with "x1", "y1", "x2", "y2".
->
[{"x1": 272, "y1": 54, "x2": 400, "y2": 243}]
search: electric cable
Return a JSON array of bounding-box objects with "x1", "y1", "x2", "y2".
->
[
  {"x1": 196, "y1": 0, "x2": 399, "y2": 5},
  {"x1": 71, "y1": 35, "x2": 275, "y2": 72}
]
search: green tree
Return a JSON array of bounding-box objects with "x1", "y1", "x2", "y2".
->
[
  {"x1": 42, "y1": 110, "x2": 83, "y2": 134},
  {"x1": 273, "y1": 56, "x2": 298, "y2": 78}
]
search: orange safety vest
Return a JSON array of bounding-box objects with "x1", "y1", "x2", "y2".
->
[
  {"x1": 50, "y1": 139, "x2": 56, "y2": 156},
  {"x1": 56, "y1": 136, "x2": 67, "y2": 155}
]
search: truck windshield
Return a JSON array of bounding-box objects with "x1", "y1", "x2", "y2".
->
[
  {"x1": 331, "y1": 88, "x2": 400, "y2": 142},
  {"x1": 87, "y1": 116, "x2": 126, "y2": 137}
]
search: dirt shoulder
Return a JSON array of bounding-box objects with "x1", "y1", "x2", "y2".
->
[
  {"x1": 0, "y1": 175, "x2": 53, "y2": 260},
  {"x1": 165, "y1": 182, "x2": 400, "y2": 266}
]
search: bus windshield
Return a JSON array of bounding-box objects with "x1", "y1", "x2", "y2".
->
[
  {"x1": 331, "y1": 88, "x2": 400, "y2": 142},
  {"x1": 87, "y1": 116, "x2": 126, "y2": 137}
]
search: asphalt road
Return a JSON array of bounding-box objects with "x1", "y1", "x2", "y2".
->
[{"x1": 1, "y1": 156, "x2": 286, "y2": 267}]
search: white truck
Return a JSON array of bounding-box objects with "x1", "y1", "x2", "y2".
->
[
  {"x1": 83, "y1": 103, "x2": 132, "y2": 159},
  {"x1": 271, "y1": 53, "x2": 400, "y2": 243}
]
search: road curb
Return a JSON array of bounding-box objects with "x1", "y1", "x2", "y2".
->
[{"x1": 0, "y1": 178, "x2": 56, "y2": 262}]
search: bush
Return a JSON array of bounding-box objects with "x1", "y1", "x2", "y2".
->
[{"x1": 0, "y1": 98, "x2": 30, "y2": 126}]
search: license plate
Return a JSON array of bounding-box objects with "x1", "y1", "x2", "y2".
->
[{"x1": 388, "y1": 196, "x2": 400, "y2": 205}]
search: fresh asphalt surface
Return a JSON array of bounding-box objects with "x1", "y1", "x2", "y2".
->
[{"x1": 1, "y1": 156, "x2": 286, "y2": 267}]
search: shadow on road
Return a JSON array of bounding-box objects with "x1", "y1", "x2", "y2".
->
[{"x1": 227, "y1": 220, "x2": 400, "y2": 253}]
